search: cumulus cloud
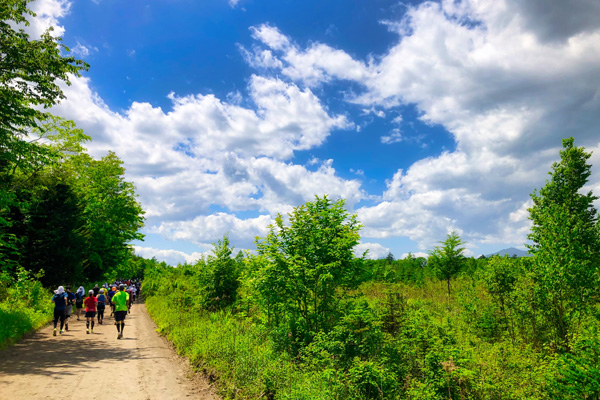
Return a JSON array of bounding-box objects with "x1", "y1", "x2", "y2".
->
[
  {"x1": 51, "y1": 73, "x2": 363, "y2": 250},
  {"x1": 246, "y1": 24, "x2": 372, "y2": 87},
  {"x1": 243, "y1": 0, "x2": 600, "y2": 252},
  {"x1": 400, "y1": 252, "x2": 428, "y2": 259},
  {"x1": 152, "y1": 213, "x2": 273, "y2": 248},
  {"x1": 133, "y1": 246, "x2": 208, "y2": 266},
  {"x1": 25, "y1": 0, "x2": 70, "y2": 38},
  {"x1": 42, "y1": 0, "x2": 600, "y2": 258},
  {"x1": 355, "y1": 242, "x2": 390, "y2": 259}
]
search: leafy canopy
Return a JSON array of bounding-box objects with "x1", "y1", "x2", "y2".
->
[
  {"x1": 250, "y1": 196, "x2": 363, "y2": 349},
  {"x1": 0, "y1": 0, "x2": 88, "y2": 139},
  {"x1": 527, "y1": 137, "x2": 600, "y2": 347},
  {"x1": 429, "y1": 231, "x2": 465, "y2": 296}
]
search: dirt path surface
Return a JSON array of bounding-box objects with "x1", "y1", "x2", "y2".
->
[{"x1": 0, "y1": 304, "x2": 219, "y2": 400}]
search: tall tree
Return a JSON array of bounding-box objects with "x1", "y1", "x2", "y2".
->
[
  {"x1": 1, "y1": 116, "x2": 90, "y2": 274},
  {"x1": 386, "y1": 251, "x2": 395, "y2": 264},
  {"x1": 527, "y1": 137, "x2": 600, "y2": 348},
  {"x1": 429, "y1": 231, "x2": 465, "y2": 298},
  {"x1": 1, "y1": 0, "x2": 88, "y2": 273},
  {"x1": 63, "y1": 152, "x2": 145, "y2": 282},
  {"x1": 251, "y1": 196, "x2": 362, "y2": 349},
  {"x1": 0, "y1": 0, "x2": 88, "y2": 139},
  {"x1": 21, "y1": 176, "x2": 86, "y2": 286},
  {"x1": 202, "y1": 235, "x2": 241, "y2": 310}
]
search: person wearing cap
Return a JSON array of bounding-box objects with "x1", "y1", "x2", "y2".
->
[
  {"x1": 75, "y1": 286, "x2": 85, "y2": 320},
  {"x1": 64, "y1": 286, "x2": 76, "y2": 331},
  {"x1": 84, "y1": 290, "x2": 98, "y2": 334},
  {"x1": 51, "y1": 286, "x2": 68, "y2": 336},
  {"x1": 97, "y1": 288, "x2": 107, "y2": 325},
  {"x1": 111, "y1": 284, "x2": 130, "y2": 339}
]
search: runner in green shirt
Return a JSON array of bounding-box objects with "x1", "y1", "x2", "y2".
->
[{"x1": 111, "y1": 284, "x2": 130, "y2": 339}]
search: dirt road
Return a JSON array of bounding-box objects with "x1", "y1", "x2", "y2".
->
[{"x1": 0, "y1": 304, "x2": 219, "y2": 400}]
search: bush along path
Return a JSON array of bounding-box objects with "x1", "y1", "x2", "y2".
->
[{"x1": 0, "y1": 303, "x2": 219, "y2": 400}]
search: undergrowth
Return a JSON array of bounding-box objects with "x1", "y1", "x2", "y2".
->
[{"x1": 0, "y1": 268, "x2": 52, "y2": 349}]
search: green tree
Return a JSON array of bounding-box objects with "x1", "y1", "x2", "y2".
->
[
  {"x1": 203, "y1": 235, "x2": 241, "y2": 310},
  {"x1": 386, "y1": 252, "x2": 394, "y2": 264},
  {"x1": 429, "y1": 231, "x2": 465, "y2": 298},
  {"x1": 21, "y1": 176, "x2": 86, "y2": 286},
  {"x1": 0, "y1": 0, "x2": 88, "y2": 139},
  {"x1": 250, "y1": 196, "x2": 362, "y2": 349},
  {"x1": 527, "y1": 137, "x2": 600, "y2": 349},
  {"x1": 63, "y1": 152, "x2": 145, "y2": 282},
  {"x1": 483, "y1": 256, "x2": 522, "y2": 342},
  {"x1": 1, "y1": 116, "x2": 90, "y2": 275},
  {"x1": 1, "y1": 0, "x2": 87, "y2": 273}
]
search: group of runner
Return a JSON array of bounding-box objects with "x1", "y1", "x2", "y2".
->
[{"x1": 50, "y1": 280, "x2": 141, "y2": 340}]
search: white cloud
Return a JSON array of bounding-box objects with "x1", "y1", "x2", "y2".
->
[
  {"x1": 25, "y1": 0, "x2": 70, "y2": 38},
  {"x1": 133, "y1": 246, "x2": 208, "y2": 266},
  {"x1": 152, "y1": 213, "x2": 273, "y2": 248},
  {"x1": 246, "y1": 24, "x2": 372, "y2": 87},
  {"x1": 71, "y1": 41, "x2": 97, "y2": 58},
  {"x1": 381, "y1": 128, "x2": 403, "y2": 145},
  {"x1": 400, "y1": 252, "x2": 428, "y2": 259},
  {"x1": 355, "y1": 242, "x2": 390, "y2": 259},
  {"x1": 250, "y1": 24, "x2": 291, "y2": 51},
  {"x1": 51, "y1": 73, "x2": 363, "y2": 246},
  {"x1": 40, "y1": 0, "x2": 600, "y2": 258},
  {"x1": 243, "y1": 0, "x2": 600, "y2": 251}
]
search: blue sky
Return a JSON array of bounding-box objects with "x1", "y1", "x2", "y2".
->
[{"x1": 27, "y1": 0, "x2": 600, "y2": 264}]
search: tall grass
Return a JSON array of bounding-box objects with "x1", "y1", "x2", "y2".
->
[
  {"x1": 146, "y1": 296, "x2": 331, "y2": 399},
  {"x1": 0, "y1": 269, "x2": 53, "y2": 349},
  {"x1": 143, "y1": 257, "x2": 600, "y2": 399}
]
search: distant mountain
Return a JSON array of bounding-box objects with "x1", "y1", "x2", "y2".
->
[{"x1": 484, "y1": 247, "x2": 531, "y2": 258}]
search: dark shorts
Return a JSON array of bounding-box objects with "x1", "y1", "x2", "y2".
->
[
  {"x1": 53, "y1": 309, "x2": 66, "y2": 321},
  {"x1": 97, "y1": 304, "x2": 106, "y2": 311},
  {"x1": 114, "y1": 311, "x2": 127, "y2": 322},
  {"x1": 75, "y1": 301, "x2": 83, "y2": 309},
  {"x1": 85, "y1": 311, "x2": 97, "y2": 318}
]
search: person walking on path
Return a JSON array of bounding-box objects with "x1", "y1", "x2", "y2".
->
[
  {"x1": 131, "y1": 284, "x2": 137, "y2": 302},
  {"x1": 84, "y1": 290, "x2": 98, "y2": 334},
  {"x1": 111, "y1": 284, "x2": 129, "y2": 339},
  {"x1": 51, "y1": 286, "x2": 68, "y2": 336},
  {"x1": 75, "y1": 286, "x2": 85, "y2": 320},
  {"x1": 64, "y1": 286, "x2": 76, "y2": 331},
  {"x1": 93, "y1": 284, "x2": 100, "y2": 296},
  {"x1": 107, "y1": 286, "x2": 117, "y2": 317},
  {"x1": 97, "y1": 288, "x2": 107, "y2": 325},
  {"x1": 126, "y1": 285, "x2": 134, "y2": 314}
]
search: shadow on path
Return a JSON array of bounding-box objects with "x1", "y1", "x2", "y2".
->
[{"x1": 0, "y1": 333, "x2": 138, "y2": 377}]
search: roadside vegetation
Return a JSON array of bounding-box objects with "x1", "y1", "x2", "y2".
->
[
  {"x1": 144, "y1": 138, "x2": 600, "y2": 399},
  {"x1": 0, "y1": 0, "x2": 145, "y2": 346},
  {"x1": 3, "y1": 2, "x2": 600, "y2": 398}
]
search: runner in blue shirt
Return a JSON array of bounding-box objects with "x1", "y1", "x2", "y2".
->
[
  {"x1": 97, "y1": 288, "x2": 107, "y2": 325},
  {"x1": 51, "y1": 286, "x2": 68, "y2": 336}
]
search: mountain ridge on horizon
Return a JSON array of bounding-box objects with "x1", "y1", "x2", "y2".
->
[{"x1": 484, "y1": 247, "x2": 531, "y2": 258}]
